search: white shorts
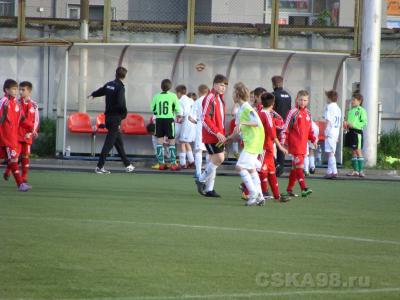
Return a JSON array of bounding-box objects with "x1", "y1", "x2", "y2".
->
[
  {"x1": 236, "y1": 150, "x2": 261, "y2": 170},
  {"x1": 179, "y1": 119, "x2": 196, "y2": 143},
  {"x1": 194, "y1": 122, "x2": 206, "y2": 151},
  {"x1": 325, "y1": 137, "x2": 337, "y2": 153}
]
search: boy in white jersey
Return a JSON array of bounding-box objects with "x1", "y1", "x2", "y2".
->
[
  {"x1": 227, "y1": 82, "x2": 265, "y2": 206},
  {"x1": 176, "y1": 85, "x2": 195, "y2": 169},
  {"x1": 323, "y1": 90, "x2": 342, "y2": 179},
  {"x1": 189, "y1": 84, "x2": 209, "y2": 179}
]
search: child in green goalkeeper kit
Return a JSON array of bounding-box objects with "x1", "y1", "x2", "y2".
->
[{"x1": 344, "y1": 93, "x2": 368, "y2": 177}]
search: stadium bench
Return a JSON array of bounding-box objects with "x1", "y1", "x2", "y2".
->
[
  {"x1": 121, "y1": 113, "x2": 148, "y2": 135},
  {"x1": 67, "y1": 112, "x2": 96, "y2": 156}
]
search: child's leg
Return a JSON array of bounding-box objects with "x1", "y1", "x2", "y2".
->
[
  {"x1": 5, "y1": 147, "x2": 23, "y2": 188},
  {"x1": 292, "y1": 155, "x2": 307, "y2": 190},
  {"x1": 156, "y1": 137, "x2": 165, "y2": 164},
  {"x1": 179, "y1": 142, "x2": 187, "y2": 167},
  {"x1": 327, "y1": 152, "x2": 337, "y2": 175},
  {"x1": 351, "y1": 149, "x2": 358, "y2": 172},
  {"x1": 186, "y1": 143, "x2": 195, "y2": 165},
  {"x1": 258, "y1": 171, "x2": 268, "y2": 194},
  {"x1": 3, "y1": 159, "x2": 11, "y2": 180},
  {"x1": 249, "y1": 169, "x2": 262, "y2": 197},
  {"x1": 21, "y1": 144, "x2": 30, "y2": 182},
  {"x1": 356, "y1": 149, "x2": 364, "y2": 174},
  {"x1": 304, "y1": 154, "x2": 310, "y2": 174},
  {"x1": 194, "y1": 149, "x2": 203, "y2": 178},
  {"x1": 167, "y1": 139, "x2": 177, "y2": 165},
  {"x1": 238, "y1": 167, "x2": 256, "y2": 197}
]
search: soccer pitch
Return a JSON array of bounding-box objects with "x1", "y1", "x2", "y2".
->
[{"x1": 1, "y1": 171, "x2": 400, "y2": 300}]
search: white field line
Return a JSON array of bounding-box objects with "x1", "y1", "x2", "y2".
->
[
  {"x1": 2, "y1": 215, "x2": 400, "y2": 246},
  {"x1": 1, "y1": 287, "x2": 400, "y2": 300}
]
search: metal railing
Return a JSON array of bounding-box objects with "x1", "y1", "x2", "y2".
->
[{"x1": 0, "y1": 0, "x2": 399, "y2": 55}]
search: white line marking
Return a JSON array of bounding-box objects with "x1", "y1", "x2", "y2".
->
[
  {"x1": 2, "y1": 215, "x2": 400, "y2": 246},
  {"x1": 2, "y1": 287, "x2": 399, "y2": 300}
]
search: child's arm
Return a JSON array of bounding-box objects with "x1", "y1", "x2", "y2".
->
[{"x1": 274, "y1": 137, "x2": 288, "y2": 155}]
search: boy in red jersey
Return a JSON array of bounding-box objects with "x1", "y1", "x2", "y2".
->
[
  {"x1": 195, "y1": 74, "x2": 228, "y2": 198},
  {"x1": 0, "y1": 79, "x2": 31, "y2": 192},
  {"x1": 281, "y1": 90, "x2": 316, "y2": 197},
  {"x1": 257, "y1": 93, "x2": 290, "y2": 202},
  {"x1": 4, "y1": 81, "x2": 39, "y2": 183}
]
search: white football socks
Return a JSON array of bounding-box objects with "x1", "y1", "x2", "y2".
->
[
  {"x1": 240, "y1": 169, "x2": 256, "y2": 197},
  {"x1": 194, "y1": 151, "x2": 203, "y2": 178}
]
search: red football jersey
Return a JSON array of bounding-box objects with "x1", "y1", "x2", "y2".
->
[
  {"x1": 0, "y1": 95, "x2": 24, "y2": 149},
  {"x1": 18, "y1": 97, "x2": 40, "y2": 145},
  {"x1": 258, "y1": 109, "x2": 277, "y2": 154},
  {"x1": 281, "y1": 107, "x2": 316, "y2": 155}
]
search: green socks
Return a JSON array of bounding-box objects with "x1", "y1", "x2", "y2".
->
[
  {"x1": 156, "y1": 145, "x2": 164, "y2": 164},
  {"x1": 168, "y1": 145, "x2": 177, "y2": 165},
  {"x1": 351, "y1": 157, "x2": 358, "y2": 171},
  {"x1": 357, "y1": 157, "x2": 364, "y2": 172}
]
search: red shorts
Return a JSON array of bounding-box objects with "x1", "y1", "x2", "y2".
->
[
  {"x1": 1, "y1": 146, "x2": 20, "y2": 160},
  {"x1": 18, "y1": 143, "x2": 31, "y2": 156},
  {"x1": 292, "y1": 154, "x2": 305, "y2": 168},
  {"x1": 258, "y1": 150, "x2": 275, "y2": 174}
]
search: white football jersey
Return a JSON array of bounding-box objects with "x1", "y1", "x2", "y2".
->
[
  {"x1": 324, "y1": 102, "x2": 341, "y2": 139},
  {"x1": 191, "y1": 95, "x2": 206, "y2": 121}
]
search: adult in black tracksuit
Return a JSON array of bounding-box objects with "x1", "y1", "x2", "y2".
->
[
  {"x1": 88, "y1": 67, "x2": 134, "y2": 174},
  {"x1": 271, "y1": 75, "x2": 292, "y2": 177}
]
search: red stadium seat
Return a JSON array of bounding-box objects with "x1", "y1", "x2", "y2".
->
[
  {"x1": 121, "y1": 113, "x2": 148, "y2": 135},
  {"x1": 95, "y1": 113, "x2": 108, "y2": 134},
  {"x1": 315, "y1": 120, "x2": 326, "y2": 141},
  {"x1": 67, "y1": 112, "x2": 95, "y2": 156}
]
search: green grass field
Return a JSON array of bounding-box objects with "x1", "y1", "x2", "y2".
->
[{"x1": 1, "y1": 170, "x2": 400, "y2": 300}]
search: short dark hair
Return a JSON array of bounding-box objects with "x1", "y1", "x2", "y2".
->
[
  {"x1": 175, "y1": 85, "x2": 187, "y2": 95},
  {"x1": 261, "y1": 92, "x2": 275, "y2": 108},
  {"x1": 213, "y1": 74, "x2": 228, "y2": 85},
  {"x1": 271, "y1": 75, "x2": 283, "y2": 88},
  {"x1": 19, "y1": 81, "x2": 33, "y2": 90},
  {"x1": 325, "y1": 90, "x2": 338, "y2": 102},
  {"x1": 161, "y1": 79, "x2": 172, "y2": 92},
  {"x1": 3, "y1": 79, "x2": 18, "y2": 92},
  {"x1": 115, "y1": 66, "x2": 127, "y2": 80},
  {"x1": 253, "y1": 87, "x2": 267, "y2": 97},
  {"x1": 352, "y1": 93, "x2": 364, "y2": 105}
]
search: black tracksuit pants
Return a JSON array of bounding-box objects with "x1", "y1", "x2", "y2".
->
[{"x1": 97, "y1": 116, "x2": 130, "y2": 169}]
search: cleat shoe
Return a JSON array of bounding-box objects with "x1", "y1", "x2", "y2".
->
[
  {"x1": 158, "y1": 164, "x2": 168, "y2": 170},
  {"x1": 301, "y1": 188, "x2": 313, "y2": 197},
  {"x1": 95, "y1": 167, "x2": 111, "y2": 174},
  {"x1": 256, "y1": 193, "x2": 266, "y2": 206},
  {"x1": 282, "y1": 191, "x2": 298, "y2": 197},
  {"x1": 275, "y1": 195, "x2": 290, "y2": 203},
  {"x1": 262, "y1": 191, "x2": 273, "y2": 199},
  {"x1": 170, "y1": 164, "x2": 181, "y2": 171},
  {"x1": 204, "y1": 190, "x2": 221, "y2": 198},
  {"x1": 3, "y1": 172, "x2": 9, "y2": 181},
  {"x1": 17, "y1": 182, "x2": 32, "y2": 192},
  {"x1": 309, "y1": 167, "x2": 316, "y2": 174},
  {"x1": 195, "y1": 179, "x2": 206, "y2": 195},
  {"x1": 187, "y1": 162, "x2": 195, "y2": 169},
  {"x1": 324, "y1": 173, "x2": 335, "y2": 179},
  {"x1": 125, "y1": 164, "x2": 135, "y2": 173},
  {"x1": 347, "y1": 171, "x2": 359, "y2": 176},
  {"x1": 359, "y1": 171, "x2": 365, "y2": 178},
  {"x1": 151, "y1": 163, "x2": 160, "y2": 169},
  {"x1": 245, "y1": 194, "x2": 258, "y2": 206}
]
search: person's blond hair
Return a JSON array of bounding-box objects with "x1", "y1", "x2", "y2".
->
[
  {"x1": 296, "y1": 90, "x2": 309, "y2": 98},
  {"x1": 233, "y1": 82, "x2": 250, "y2": 102}
]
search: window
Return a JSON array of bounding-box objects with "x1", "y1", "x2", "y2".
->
[
  {"x1": 67, "y1": 4, "x2": 106, "y2": 20},
  {"x1": 0, "y1": 0, "x2": 14, "y2": 17},
  {"x1": 269, "y1": 0, "x2": 311, "y2": 13},
  {"x1": 68, "y1": 6, "x2": 80, "y2": 19}
]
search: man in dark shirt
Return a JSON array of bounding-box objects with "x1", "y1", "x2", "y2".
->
[
  {"x1": 272, "y1": 75, "x2": 292, "y2": 177},
  {"x1": 88, "y1": 66, "x2": 134, "y2": 174}
]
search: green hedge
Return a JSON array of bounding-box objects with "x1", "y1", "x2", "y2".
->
[{"x1": 31, "y1": 118, "x2": 56, "y2": 157}]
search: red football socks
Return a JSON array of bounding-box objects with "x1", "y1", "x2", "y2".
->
[
  {"x1": 259, "y1": 172, "x2": 268, "y2": 193},
  {"x1": 21, "y1": 157, "x2": 29, "y2": 182},
  {"x1": 268, "y1": 172, "x2": 280, "y2": 199},
  {"x1": 296, "y1": 168, "x2": 307, "y2": 190},
  {"x1": 287, "y1": 169, "x2": 297, "y2": 192},
  {"x1": 9, "y1": 162, "x2": 23, "y2": 186}
]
